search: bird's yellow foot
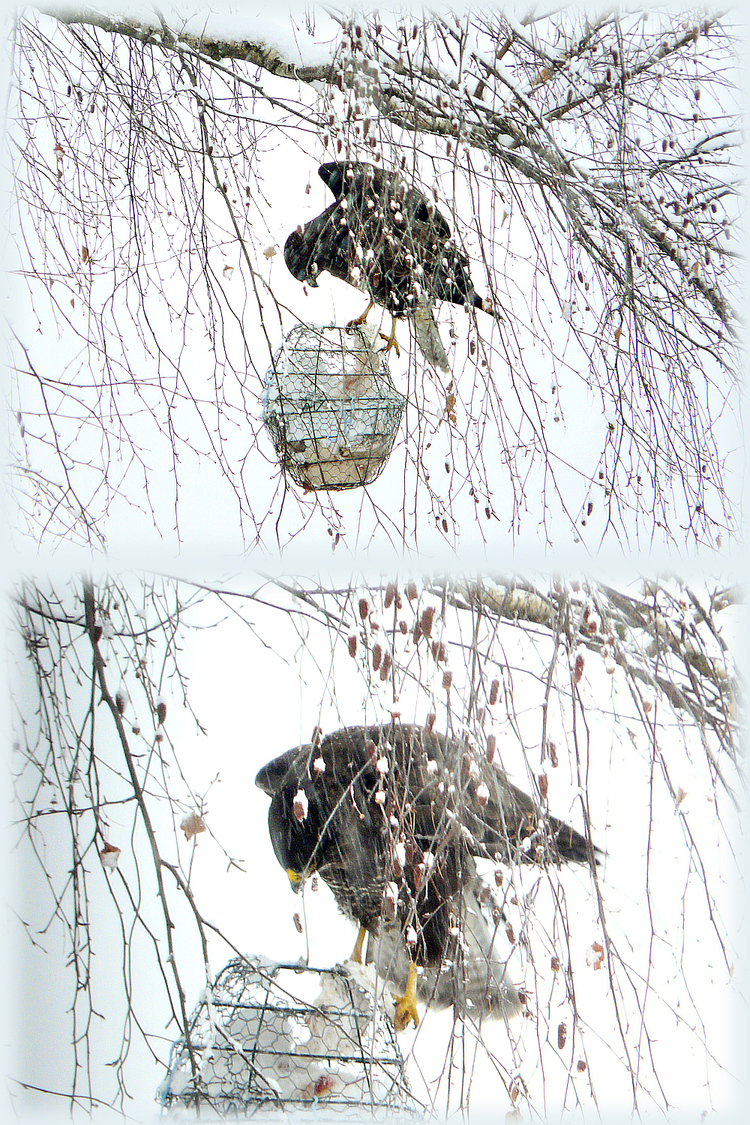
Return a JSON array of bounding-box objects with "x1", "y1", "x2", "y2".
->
[
  {"x1": 375, "y1": 318, "x2": 401, "y2": 357},
  {"x1": 394, "y1": 993, "x2": 420, "y2": 1031},
  {"x1": 378, "y1": 329, "x2": 400, "y2": 357},
  {"x1": 347, "y1": 299, "x2": 374, "y2": 329},
  {"x1": 393, "y1": 959, "x2": 420, "y2": 1031}
]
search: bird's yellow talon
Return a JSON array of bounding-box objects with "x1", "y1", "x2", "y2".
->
[
  {"x1": 347, "y1": 299, "x2": 374, "y2": 329},
  {"x1": 378, "y1": 329, "x2": 400, "y2": 357},
  {"x1": 393, "y1": 959, "x2": 420, "y2": 1030},
  {"x1": 393, "y1": 994, "x2": 420, "y2": 1031}
]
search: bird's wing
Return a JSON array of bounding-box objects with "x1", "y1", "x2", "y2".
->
[
  {"x1": 319, "y1": 161, "x2": 398, "y2": 201},
  {"x1": 471, "y1": 760, "x2": 595, "y2": 865},
  {"x1": 382, "y1": 724, "x2": 595, "y2": 866},
  {"x1": 318, "y1": 161, "x2": 347, "y2": 197}
]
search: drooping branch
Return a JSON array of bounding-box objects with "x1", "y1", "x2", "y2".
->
[
  {"x1": 421, "y1": 575, "x2": 741, "y2": 759},
  {"x1": 12, "y1": 6, "x2": 742, "y2": 553},
  {"x1": 80, "y1": 577, "x2": 204, "y2": 1096},
  {"x1": 28, "y1": 4, "x2": 741, "y2": 351}
]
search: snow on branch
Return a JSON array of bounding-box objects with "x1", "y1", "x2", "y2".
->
[{"x1": 34, "y1": 4, "x2": 327, "y2": 80}]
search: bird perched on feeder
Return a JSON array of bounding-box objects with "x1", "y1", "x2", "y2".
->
[
  {"x1": 283, "y1": 162, "x2": 495, "y2": 372},
  {"x1": 255, "y1": 722, "x2": 597, "y2": 1031}
]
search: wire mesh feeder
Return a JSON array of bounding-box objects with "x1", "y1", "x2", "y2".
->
[
  {"x1": 262, "y1": 324, "x2": 405, "y2": 491},
  {"x1": 158, "y1": 957, "x2": 423, "y2": 1120}
]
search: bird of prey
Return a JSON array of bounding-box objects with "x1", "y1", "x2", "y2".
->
[
  {"x1": 255, "y1": 722, "x2": 597, "y2": 1031},
  {"x1": 283, "y1": 162, "x2": 493, "y2": 372}
]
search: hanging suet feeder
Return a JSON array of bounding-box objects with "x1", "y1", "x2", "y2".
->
[
  {"x1": 157, "y1": 956, "x2": 423, "y2": 1119},
  {"x1": 262, "y1": 324, "x2": 405, "y2": 491}
]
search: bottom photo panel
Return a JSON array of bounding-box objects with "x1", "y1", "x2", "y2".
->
[{"x1": 10, "y1": 572, "x2": 744, "y2": 1122}]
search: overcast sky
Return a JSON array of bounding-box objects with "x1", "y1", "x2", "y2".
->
[
  {"x1": 5, "y1": 3, "x2": 747, "y2": 1123},
  {"x1": 8, "y1": 571, "x2": 744, "y2": 1123}
]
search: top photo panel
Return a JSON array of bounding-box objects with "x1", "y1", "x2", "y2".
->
[{"x1": 8, "y1": 7, "x2": 742, "y2": 562}]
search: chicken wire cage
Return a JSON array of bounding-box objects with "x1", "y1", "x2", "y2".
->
[
  {"x1": 262, "y1": 324, "x2": 405, "y2": 491},
  {"x1": 157, "y1": 957, "x2": 423, "y2": 1120}
]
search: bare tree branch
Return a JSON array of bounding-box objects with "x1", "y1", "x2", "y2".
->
[{"x1": 8, "y1": 6, "x2": 742, "y2": 553}]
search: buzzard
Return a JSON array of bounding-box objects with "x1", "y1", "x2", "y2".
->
[
  {"x1": 255, "y1": 722, "x2": 596, "y2": 1030},
  {"x1": 283, "y1": 162, "x2": 493, "y2": 372}
]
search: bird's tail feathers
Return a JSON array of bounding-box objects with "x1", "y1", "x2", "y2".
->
[{"x1": 414, "y1": 299, "x2": 450, "y2": 372}]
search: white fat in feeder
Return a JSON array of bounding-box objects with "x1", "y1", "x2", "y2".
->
[
  {"x1": 262, "y1": 325, "x2": 405, "y2": 491},
  {"x1": 157, "y1": 956, "x2": 423, "y2": 1119}
]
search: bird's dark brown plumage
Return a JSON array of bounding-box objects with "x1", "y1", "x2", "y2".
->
[
  {"x1": 283, "y1": 163, "x2": 490, "y2": 369},
  {"x1": 256, "y1": 723, "x2": 596, "y2": 977}
]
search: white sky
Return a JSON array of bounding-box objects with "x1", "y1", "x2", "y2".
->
[
  {"x1": 4, "y1": 2, "x2": 748, "y2": 1124},
  {"x1": 7, "y1": 2, "x2": 743, "y2": 568},
  {"x1": 7, "y1": 571, "x2": 747, "y2": 1124}
]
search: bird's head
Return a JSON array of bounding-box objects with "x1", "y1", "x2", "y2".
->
[
  {"x1": 256, "y1": 750, "x2": 320, "y2": 890},
  {"x1": 283, "y1": 228, "x2": 319, "y2": 286}
]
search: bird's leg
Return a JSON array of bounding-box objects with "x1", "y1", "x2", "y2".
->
[
  {"x1": 380, "y1": 316, "x2": 401, "y2": 358},
  {"x1": 348, "y1": 297, "x2": 400, "y2": 357},
  {"x1": 393, "y1": 959, "x2": 420, "y2": 1031},
  {"x1": 347, "y1": 299, "x2": 373, "y2": 328},
  {"x1": 350, "y1": 925, "x2": 367, "y2": 965}
]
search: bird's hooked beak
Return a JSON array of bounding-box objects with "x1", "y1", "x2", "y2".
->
[{"x1": 286, "y1": 868, "x2": 304, "y2": 893}]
